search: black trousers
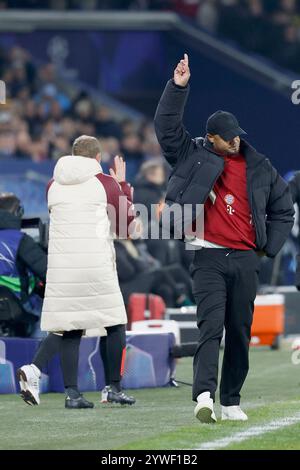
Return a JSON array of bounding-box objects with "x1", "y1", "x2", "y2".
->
[
  {"x1": 100, "y1": 324, "x2": 126, "y2": 387},
  {"x1": 33, "y1": 330, "x2": 83, "y2": 389},
  {"x1": 191, "y1": 248, "x2": 261, "y2": 406}
]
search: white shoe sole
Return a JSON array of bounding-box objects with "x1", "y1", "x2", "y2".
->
[
  {"x1": 194, "y1": 404, "x2": 217, "y2": 424},
  {"x1": 16, "y1": 369, "x2": 40, "y2": 406},
  {"x1": 221, "y1": 416, "x2": 248, "y2": 421}
]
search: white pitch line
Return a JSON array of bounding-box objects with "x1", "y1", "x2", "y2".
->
[{"x1": 196, "y1": 412, "x2": 300, "y2": 450}]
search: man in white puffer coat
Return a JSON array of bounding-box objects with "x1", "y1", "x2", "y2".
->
[{"x1": 17, "y1": 135, "x2": 136, "y2": 408}]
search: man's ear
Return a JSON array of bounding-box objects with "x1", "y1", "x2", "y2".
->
[
  {"x1": 207, "y1": 133, "x2": 214, "y2": 144},
  {"x1": 96, "y1": 153, "x2": 101, "y2": 162}
]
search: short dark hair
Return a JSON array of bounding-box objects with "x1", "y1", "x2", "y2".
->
[
  {"x1": 72, "y1": 135, "x2": 101, "y2": 159},
  {"x1": 0, "y1": 192, "x2": 22, "y2": 215}
]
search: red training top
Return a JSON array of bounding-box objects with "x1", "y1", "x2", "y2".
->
[{"x1": 204, "y1": 153, "x2": 256, "y2": 250}]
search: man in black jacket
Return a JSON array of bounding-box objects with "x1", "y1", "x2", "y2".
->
[
  {"x1": 0, "y1": 193, "x2": 47, "y2": 336},
  {"x1": 154, "y1": 54, "x2": 294, "y2": 423}
]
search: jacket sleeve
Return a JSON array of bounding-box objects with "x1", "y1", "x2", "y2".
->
[
  {"x1": 264, "y1": 166, "x2": 295, "y2": 257},
  {"x1": 95, "y1": 174, "x2": 136, "y2": 239},
  {"x1": 154, "y1": 79, "x2": 194, "y2": 168},
  {"x1": 17, "y1": 234, "x2": 47, "y2": 282}
]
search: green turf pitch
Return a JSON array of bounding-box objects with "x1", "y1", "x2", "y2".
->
[{"x1": 1, "y1": 347, "x2": 300, "y2": 450}]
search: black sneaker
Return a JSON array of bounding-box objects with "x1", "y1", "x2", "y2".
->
[
  {"x1": 107, "y1": 388, "x2": 136, "y2": 405},
  {"x1": 65, "y1": 394, "x2": 94, "y2": 409}
]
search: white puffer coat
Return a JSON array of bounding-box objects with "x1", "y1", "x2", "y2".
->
[{"x1": 41, "y1": 155, "x2": 132, "y2": 336}]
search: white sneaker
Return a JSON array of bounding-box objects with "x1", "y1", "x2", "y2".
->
[
  {"x1": 221, "y1": 405, "x2": 248, "y2": 421},
  {"x1": 17, "y1": 364, "x2": 41, "y2": 406},
  {"x1": 194, "y1": 391, "x2": 217, "y2": 423},
  {"x1": 100, "y1": 385, "x2": 110, "y2": 403}
]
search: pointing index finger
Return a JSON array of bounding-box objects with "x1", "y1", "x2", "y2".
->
[{"x1": 184, "y1": 53, "x2": 189, "y2": 65}]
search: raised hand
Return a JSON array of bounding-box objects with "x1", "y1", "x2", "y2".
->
[
  {"x1": 174, "y1": 53, "x2": 191, "y2": 87},
  {"x1": 109, "y1": 155, "x2": 126, "y2": 183}
]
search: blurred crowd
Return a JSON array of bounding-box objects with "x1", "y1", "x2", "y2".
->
[
  {"x1": 0, "y1": 45, "x2": 161, "y2": 168},
  {"x1": 2, "y1": 0, "x2": 299, "y2": 74},
  {"x1": 212, "y1": 0, "x2": 300, "y2": 74},
  {"x1": 0, "y1": 42, "x2": 196, "y2": 314}
]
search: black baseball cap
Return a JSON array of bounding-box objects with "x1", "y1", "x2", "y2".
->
[{"x1": 206, "y1": 110, "x2": 246, "y2": 141}]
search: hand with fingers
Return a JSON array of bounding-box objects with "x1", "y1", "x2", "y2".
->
[
  {"x1": 174, "y1": 53, "x2": 191, "y2": 87},
  {"x1": 109, "y1": 155, "x2": 126, "y2": 183}
]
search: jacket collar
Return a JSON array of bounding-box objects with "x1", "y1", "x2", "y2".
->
[
  {"x1": 240, "y1": 139, "x2": 266, "y2": 169},
  {"x1": 201, "y1": 136, "x2": 266, "y2": 169}
]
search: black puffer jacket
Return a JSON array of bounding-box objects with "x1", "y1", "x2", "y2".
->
[
  {"x1": 154, "y1": 79, "x2": 294, "y2": 257},
  {"x1": 289, "y1": 171, "x2": 300, "y2": 206},
  {"x1": 0, "y1": 210, "x2": 47, "y2": 301}
]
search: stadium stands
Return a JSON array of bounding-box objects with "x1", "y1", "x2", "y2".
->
[
  {"x1": 1, "y1": 1, "x2": 300, "y2": 74},
  {"x1": 0, "y1": 44, "x2": 160, "y2": 167}
]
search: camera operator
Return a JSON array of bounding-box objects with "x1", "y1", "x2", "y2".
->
[{"x1": 0, "y1": 193, "x2": 47, "y2": 337}]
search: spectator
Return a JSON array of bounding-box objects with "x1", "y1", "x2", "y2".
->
[
  {"x1": 134, "y1": 158, "x2": 167, "y2": 220},
  {"x1": 35, "y1": 83, "x2": 70, "y2": 115},
  {"x1": 73, "y1": 97, "x2": 94, "y2": 122},
  {"x1": 49, "y1": 135, "x2": 70, "y2": 160},
  {"x1": 275, "y1": 24, "x2": 300, "y2": 73},
  {"x1": 9, "y1": 46, "x2": 36, "y2": 93},
  {"x1": 121, "y1": 133, "x2": 144, "y2": 160},
  {"x1": 100, "y1": 137, "x2": 121, "y2": 164},
  {"x1": 15, "y1": 130, "x2": 32, "y2": 159},
  {"x1": 30, "y1": 137, "x2": 49, "y2": 162},
  {"x1": 140, "y1": 121, "x2": 163, "y2": 159},
  {"x1": 243, "y1": 0, "x2": 267, "y2": 54},
  {"x1": 196, "y1": 0, "x2": 219, "y2": 33},
  {"x1": 95, "y1": 106, "x2": 122, "y2": 139},
  {"x1": 0, "y1": 132, "x2": 16, "y2": 158}
]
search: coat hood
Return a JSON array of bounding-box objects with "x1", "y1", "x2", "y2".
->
[{"x1": 53, "y1": 155, "x2": 103, "y2": 185}]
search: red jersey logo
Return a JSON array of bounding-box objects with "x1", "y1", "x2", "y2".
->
[{"x1": 224, "y1": 194, "x2": 235, "y2": 205}]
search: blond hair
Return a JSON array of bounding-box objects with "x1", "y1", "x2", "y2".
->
[{"x1": 72, "y1": 135, "x2": 101, "y2": 159}]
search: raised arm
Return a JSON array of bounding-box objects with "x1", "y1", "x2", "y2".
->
[
  {"x1": 154, "y1": 54, "x2": 194, "y2": 168},
  {"x1": 96, "y1": 156, "x2": 136, "y2": 239}
]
